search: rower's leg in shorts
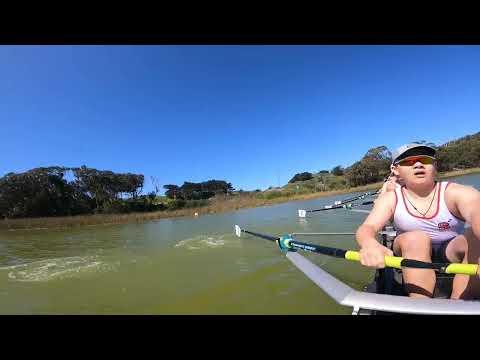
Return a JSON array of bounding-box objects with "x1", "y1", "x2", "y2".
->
[
  {"x1": 393, "y1": 230, "x2": 435, "y2": 298},
  {"x1": 447, "y1": 228, "x2": 480, "y2": 300}
]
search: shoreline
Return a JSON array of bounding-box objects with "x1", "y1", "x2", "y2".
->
[{"x1": 1, "y1": 167, "x2": 479, "y2": 231}]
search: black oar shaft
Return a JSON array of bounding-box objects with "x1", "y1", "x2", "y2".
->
[
  {"x1": 338, "y1": 191, "x2": 377, "y2": 204},
  {"x1": 308, "y1": 205, "x2": 344, "y2": 212},
  {"x1": 308, "y1": 194, "x2": 369, "y2": 213},
  {"x1": 243, "y1": 229, "x2": 279, "y2": 242},
  {"x1": 289, "y1": 240, "x2": 347, "y2": 258},
  {"x1": 340, "y1": 194, "x2": 366, "y2": 203},
  {"x1": 308, "y1": 200, "x2": 374, "y2": 213},
  {"x1": 401, "y1": 259, "x2": 445, "y2": 271}
]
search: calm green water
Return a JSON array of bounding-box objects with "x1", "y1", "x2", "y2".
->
[{"x1": 1, "y1": 174, "x2": 478, "y2": 314}]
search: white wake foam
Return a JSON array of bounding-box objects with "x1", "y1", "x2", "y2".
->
[
  {"x1": 0, "y1": 255, "x2": 118, "y2": 282},
  {"x1": 174, "y1": 234, "x2": 237, "y2": 251}
]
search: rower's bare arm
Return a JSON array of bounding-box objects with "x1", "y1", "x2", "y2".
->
[
  {"x1": 356, "y1": 192, "x2": 395, "y2": 268},
  {"x1": 378, "y1": 181, "x2": 388, "y2": 196},
  {"x1": 448, "y1": 183, "x2": 480, "y2": 237},
  {"x1": 356, "y1": 191, "x2": 396, "y2": 248}
]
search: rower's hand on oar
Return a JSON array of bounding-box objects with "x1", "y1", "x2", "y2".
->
[{"x1": 359, "y1": 240, "x2": 393, "y2": 269}]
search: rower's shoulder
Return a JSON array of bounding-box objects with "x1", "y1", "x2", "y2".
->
[
  {"x1": 365, "y1": 189, "x2": 396, "y2": 224},
  {"x1": 444, "y1": 181, "x2": 480, "y2": 200},
  {"x1": 444, "y1": 181, "x2": 477, "y2": 194},
  {"x1": 374, "y1": 188, "x2": 397, "y2": 206}
]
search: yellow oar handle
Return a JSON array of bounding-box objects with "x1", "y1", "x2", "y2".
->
[
  {"x1": 384, "y1": 256, "x2": 403, "y2": 269},
  {"x1": 343, "y1": 251, "x2": 479, "y2": 276},
  {"x1": 344, "y1": 251, "x2": 403, "y2": 268},
  {"x1": 344, "y1": 251, "x2": 361, "y2": 262},
  {"x1": 444, "y1": 263, "x2": 479, "y2": 276}
]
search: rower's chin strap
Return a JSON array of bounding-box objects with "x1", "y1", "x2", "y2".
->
[{"x1": 277, "y1": 235, "x2": 297, "y2": 253}]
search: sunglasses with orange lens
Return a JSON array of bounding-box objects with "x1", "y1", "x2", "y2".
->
[{"x1": 397, "y1": 156, "x2": 435, "y2": 167}]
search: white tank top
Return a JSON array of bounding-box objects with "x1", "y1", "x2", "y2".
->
[{"x1": 393, "y1": 181, "x2": 465, "y2": 244}]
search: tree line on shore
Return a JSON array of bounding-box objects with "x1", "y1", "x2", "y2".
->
[
  {"x1": 0, "y1": 165, "x2": 234, "y2": 219},
  {"x1": 1, "y1": 132, "x2": 479, "y2": 219}
]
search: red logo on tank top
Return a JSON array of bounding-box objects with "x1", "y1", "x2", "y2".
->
[{"x1": 438, "y1": 222, "x2": 451, "y2": 231}]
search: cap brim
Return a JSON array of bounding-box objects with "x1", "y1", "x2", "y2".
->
[{"x1": 393, "y1": 146, "x2": 436, "y2": 164}]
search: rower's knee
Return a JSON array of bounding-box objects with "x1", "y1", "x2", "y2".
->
[
  {"x1": 446, "y1": 236, "x2": 467, "y2": 263},
  {"x1": 451, "y1": 229, "x2": 480, "y2": 300},
  {"x1": 464, "y1": 228, "x2": 480, "y2": 263},
  {"x1": 397, "y1": 231, "x2": 432, "y2": 259}
]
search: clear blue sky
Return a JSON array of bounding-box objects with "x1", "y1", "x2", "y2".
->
[{"x1": 1, "y1": 45, "x2": 479, "y2": 193}]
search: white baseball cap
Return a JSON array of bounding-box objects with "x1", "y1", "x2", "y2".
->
[{"x1": 391, "y1": 143, "x2": 436, "y2": 164}]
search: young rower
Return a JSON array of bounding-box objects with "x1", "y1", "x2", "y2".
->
[{"x1": 356, "y1": 143, "x2": 480, "y2": 299}]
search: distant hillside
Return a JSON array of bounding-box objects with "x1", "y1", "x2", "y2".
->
[
  {"x1": 280, "y1": 132, "x2": 480, "y2": 192},
  {"x1": 436, "y1": 132, "x2": 480, "y2": 171}
]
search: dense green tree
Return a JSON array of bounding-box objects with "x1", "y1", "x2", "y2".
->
[
  {"x1": 344, "y1": 146, "x2": 391, "y2": 187},
  {"x1": 163, "y1": 184, "x2": 183, "y2": 200},
  {"x1": 0, "y1": 167, "x2": 92, "y2": 218},
  {"x1": 72, "y1": 166, "x2": 144, "y2": 211},
  {"x1": 435, "y1": 133, "x2": 480, "y2": 171},
  {"x1": 288, "y1": 172, "x2": 313, "y2": 183},
  {"x1": 331, "y1": 166, "x2": 344, "y2": 176},
  {"x1": 164, "y1": 180, "x2": 234, "y2": 201}
]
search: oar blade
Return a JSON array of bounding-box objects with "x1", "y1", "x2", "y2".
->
[
  {"x1": 298, "y1": 209, "x2": 307, "y2": 218},
  {"x1": 234, "y1": 224, "x2": 242, "y2": 237}
]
